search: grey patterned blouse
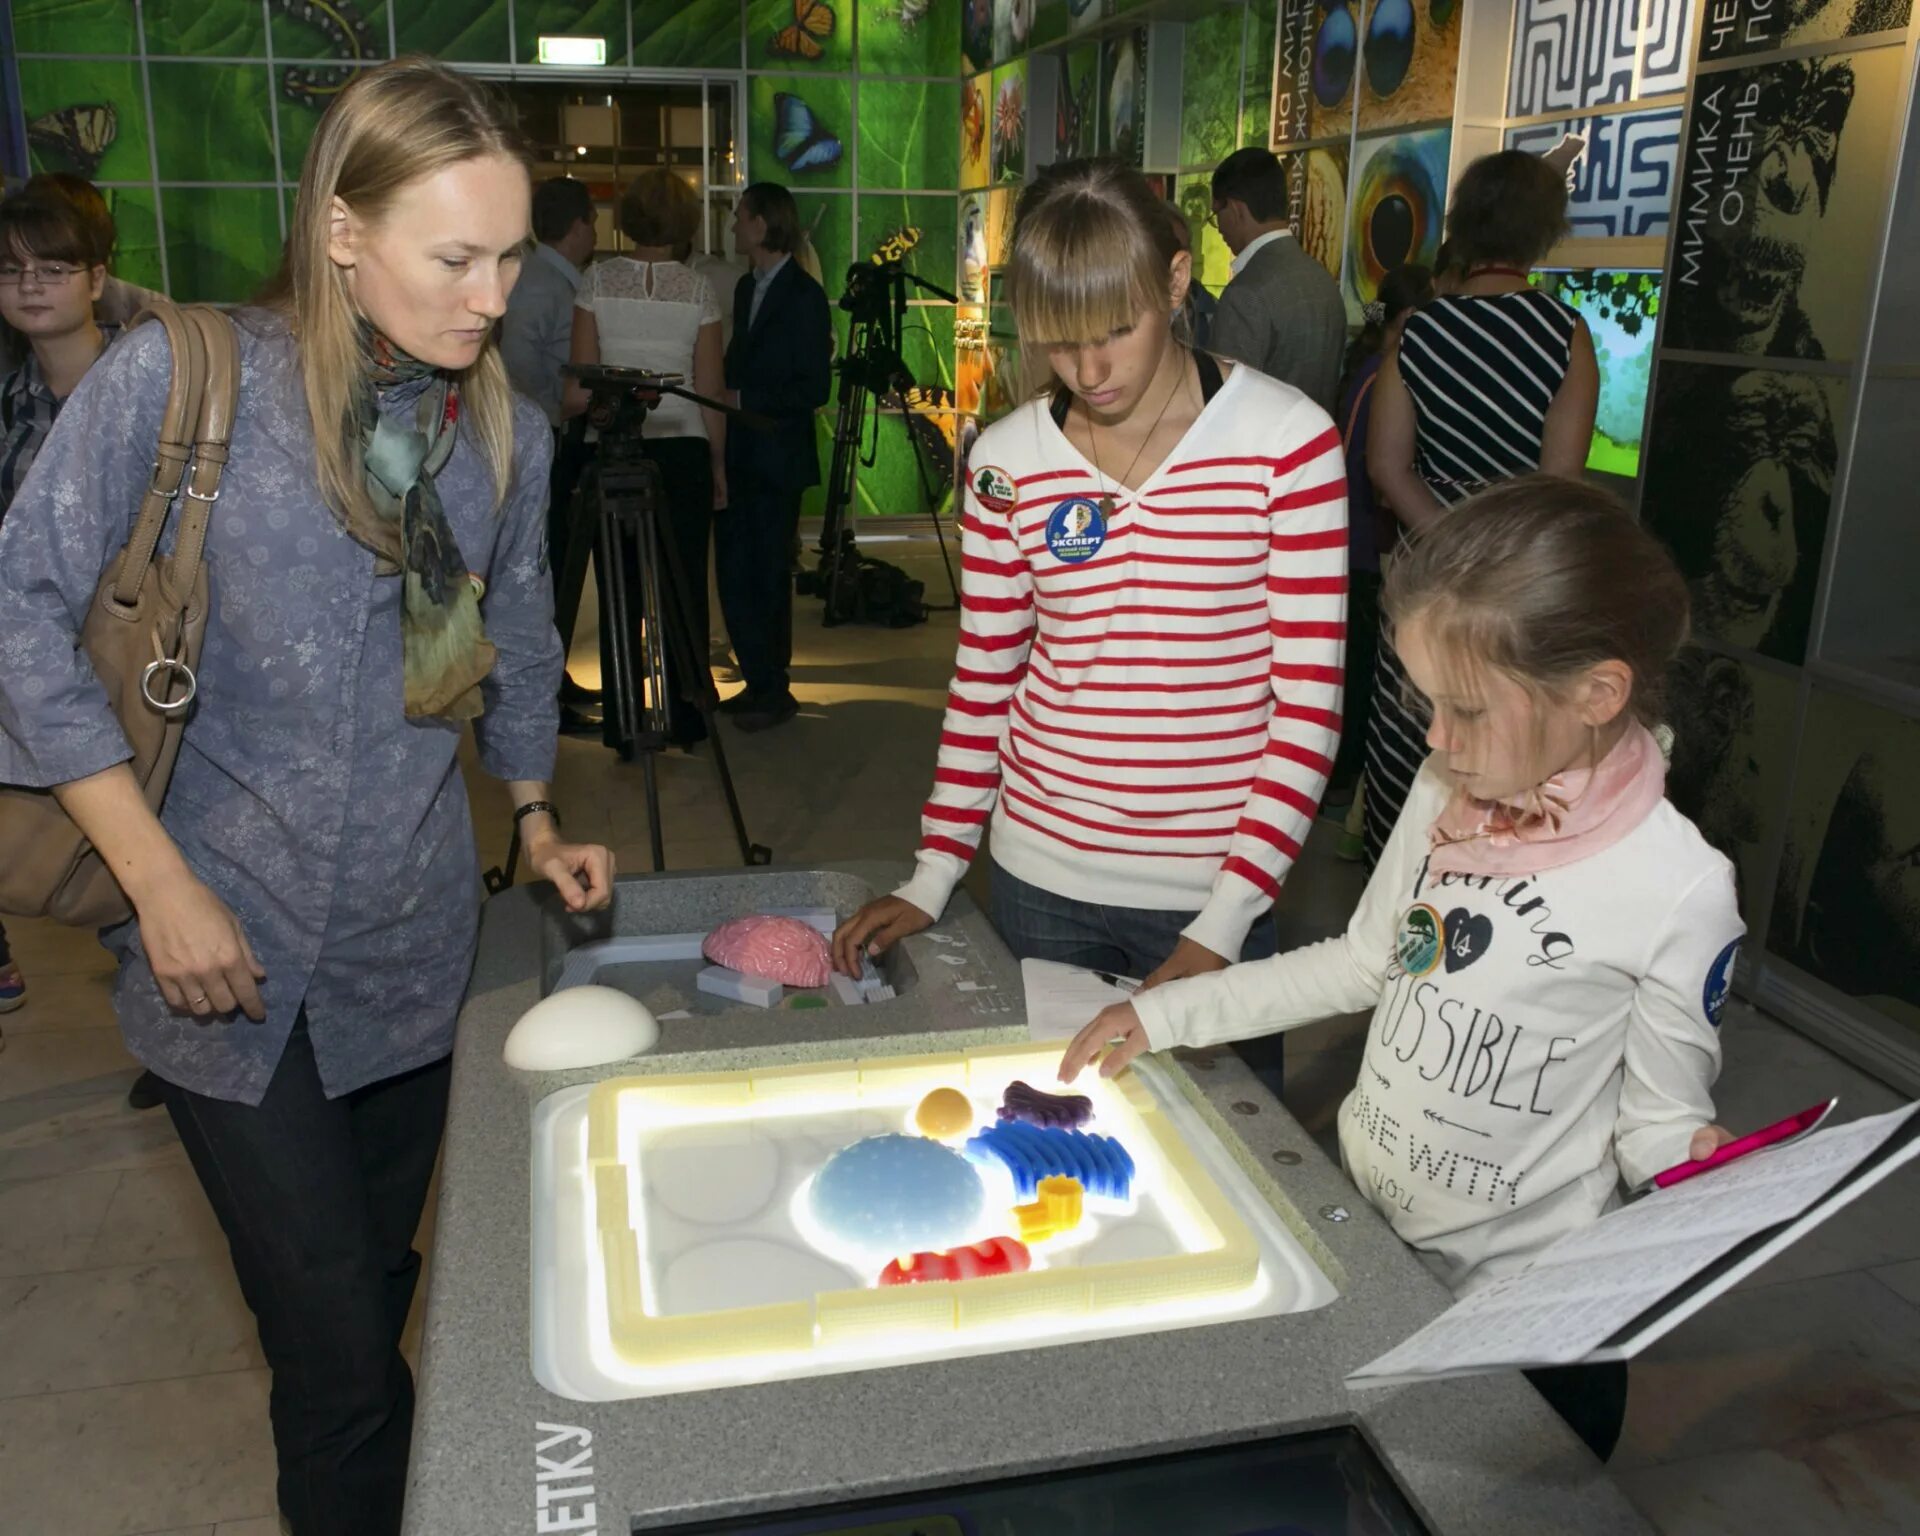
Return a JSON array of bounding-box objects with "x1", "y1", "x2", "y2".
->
[{"x1": 0, "y1": 309, "x2": 562, "y2": 1105}]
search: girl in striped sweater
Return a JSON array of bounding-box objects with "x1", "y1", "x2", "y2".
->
[{"x1": 832, "y1": 159, "x2": 1348, "y2": 1014}]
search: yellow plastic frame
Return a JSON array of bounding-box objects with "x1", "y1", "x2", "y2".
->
[{"x1": 582, "y1": 1042, "x2": 1261, "y2": 1370}]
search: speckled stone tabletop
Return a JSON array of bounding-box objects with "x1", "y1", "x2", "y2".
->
[{"x1": 404, "y1": 865, "x2": 1653, "y2": 1535}]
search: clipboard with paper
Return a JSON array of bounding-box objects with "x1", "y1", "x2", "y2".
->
[{"x1": 1347, "y1": 1101, "x2": 1920, "y2": 1387}]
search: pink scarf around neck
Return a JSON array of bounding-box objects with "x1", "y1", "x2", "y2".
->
[{"x1": 1426, "y1": 722, "x2": 1667, "y2": 877}]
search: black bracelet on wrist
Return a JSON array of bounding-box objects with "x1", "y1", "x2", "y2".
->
[{"x1": 514, "y1": 799, "x2": 560, "y2": 832}]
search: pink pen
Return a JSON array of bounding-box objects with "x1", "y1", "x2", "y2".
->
[{"x1": 1643, "y1": 1098, "x2": 1839, "y2": 1193}]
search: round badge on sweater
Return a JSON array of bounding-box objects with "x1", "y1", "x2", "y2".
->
[
  {"x1": 1395, "y1": 903, "x2": 1444, "y2": 977},
  {"x1": 971, "y1": 463, "x2": 1017, "y2": 515},
  {"x1": 1045, "y1": 496, "x2": 1107, "y2": 563}
]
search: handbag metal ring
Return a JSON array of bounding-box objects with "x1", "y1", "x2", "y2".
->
[{"x1": 141, "y1": 656, "x2": 198, "y2": 712}]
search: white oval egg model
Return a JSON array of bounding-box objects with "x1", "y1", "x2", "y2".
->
[{"x1": 503, "y1": 985, "x2": 659, "y2": 1072}]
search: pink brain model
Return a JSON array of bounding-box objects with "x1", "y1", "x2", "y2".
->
[{"x1": 702, "y1": 916, "x2": 834, "y2": 988}]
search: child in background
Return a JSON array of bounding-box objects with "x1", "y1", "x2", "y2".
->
[
  {"x1": 0, "y1": 186, "x2": 122, "y2": 1034},
  {"x1": 1060, "y1": 476, "x2": 1738, "y2": 1460}
]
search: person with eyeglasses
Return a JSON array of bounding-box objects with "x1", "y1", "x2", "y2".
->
[
  {"x1": 1207, "y1": 148, "x2": 1346, "y2": 414},
  {"x1": 0, "y1": 187, "x2": 122, "y2": 1031},
  {"x1": 0, "y1": 174, "x2": 164, "y2": 378},
  {"x1": 0, "y1": 190, "x2": 116, "y2": 518}
]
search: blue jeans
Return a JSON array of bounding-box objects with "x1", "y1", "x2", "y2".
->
[{"x1": 990, "y1": 865, "x2": 1285, "y2": 1092}]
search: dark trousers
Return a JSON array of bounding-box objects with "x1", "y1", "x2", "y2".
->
[
  {"x1": 716, "y1": 478, "x2": 802, "y2": 700},
  {"x1": 161, "y1": 1018, "x2": 451, "y2": 1536},
  {"x1": 597, "y1": 435, "x2": 714, "y2": 746},
  {"x1": 1332, "y1": 569, "x2": 1382, "y2": 793},
  {"x1": 989, "y1": 863, "x2": 1285, "y2": 1093},
  {"x1": 1525, "y1": 1360, "x2": 1631, "y2": 1462}
]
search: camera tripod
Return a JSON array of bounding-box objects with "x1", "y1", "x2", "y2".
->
[
  {"x1": 804, "y1": 241, "x2": 962, "y2": 627},
  {"x1": 484, "y1": 368, "x2": 771, "y2": 892}
]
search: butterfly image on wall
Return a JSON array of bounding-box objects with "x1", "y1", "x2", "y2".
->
[
  {"x1": 26, "y1": 104, "x2": 117, "y2": 179},
  {"x1": 1055, "y1": 55, "x2": 1093, "y2": 159},
  {"x1": 768, "y1": 0, "x2": 836, "y2": 61},
  {"x1": 772, "y1": 92, "x2": 844, "y2": 174}
]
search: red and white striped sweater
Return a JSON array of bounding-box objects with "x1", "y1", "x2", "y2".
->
[{"x1": 895, "y1": 366, "x2": 1349, "y2": 959}]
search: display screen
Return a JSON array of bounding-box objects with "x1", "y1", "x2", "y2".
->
[
  {"x1": 1532, "y1": 269, "x2": 1660, "y2": 480},
  {"x1": 656, "y1": 1428, "x2": 1432, "y2": 1534}
]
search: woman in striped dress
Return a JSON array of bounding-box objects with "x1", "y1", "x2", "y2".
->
[{"x1": 1360, "y1": 151, "x2": 1598, "y2": 864}]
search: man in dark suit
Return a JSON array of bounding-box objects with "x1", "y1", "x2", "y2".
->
[{"x1": 719, "y1": 183, "x2": 833, "y2": 733}]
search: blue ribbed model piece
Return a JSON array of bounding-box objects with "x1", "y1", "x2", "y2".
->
[{"x1": 965, "y1": 1121, "x2": 1135, "y2": 1200}]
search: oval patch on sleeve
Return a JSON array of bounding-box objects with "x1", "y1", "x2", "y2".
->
[
  {"x1": 1704, "y1": 939, "x2": 1739, "y2": 1028},
  {"x1": 970, "y1": 464, "x2": 1017, "y2": 515}
]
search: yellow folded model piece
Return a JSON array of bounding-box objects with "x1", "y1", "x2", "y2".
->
[{"x1": 1012, "y1": 1175, "x2": 1084, "y2": 1243}]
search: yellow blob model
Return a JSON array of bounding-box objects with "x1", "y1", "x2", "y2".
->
[{"x1": 914, "y1": 1086, "x2": 975, "y2": 1140}]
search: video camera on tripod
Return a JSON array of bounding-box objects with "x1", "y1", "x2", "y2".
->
[
  {"x1": 530, "y1": 363, "x2": 772, "y2": 878},
  {"x1": 794, "y1": 227, "x2": 963, "y2": 629},
  {"x1": 571, "y1": 361, "x2": 679, "y2": 449}
]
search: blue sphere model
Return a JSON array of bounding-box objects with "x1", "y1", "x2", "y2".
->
[
  {"x1": 1365, "y1": 0, "x2": 1416, "y2": 99},
  {"x1": 1312, "y1": 8, "x2": 1357, "y2": 109},
  {"x1": 810, "y1": 1134, "x2": 986, "y2": 1254}
]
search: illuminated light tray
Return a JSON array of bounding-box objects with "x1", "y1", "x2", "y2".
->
[{"x1": 531, "y1": 1043, "x2": 1338, "y2": 1401}]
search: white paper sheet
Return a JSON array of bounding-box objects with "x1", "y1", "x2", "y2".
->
[
  {"x1": 1021, "y1": 958, "x2": 1141, "y2": 1043},
  {"x1": 1348, "y1": 1101, "x2": 1920, "y2": 1386}
]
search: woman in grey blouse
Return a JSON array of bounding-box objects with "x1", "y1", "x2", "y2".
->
[{"x1": 0, "y1": 62, "x2": 611, "y2": 1536}]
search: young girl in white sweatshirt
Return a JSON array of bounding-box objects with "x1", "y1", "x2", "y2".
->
[{"x1": 1060, "y1": 475, "x2": 1741, "y2": 1459}]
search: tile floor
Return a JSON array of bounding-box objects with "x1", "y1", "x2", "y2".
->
[{"x1": 0, "y1": 537, "x2": 1915, "y2": 1535}]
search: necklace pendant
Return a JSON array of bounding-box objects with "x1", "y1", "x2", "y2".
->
[{"x1": 1097, "y1": 494, "x2": 1115, "y2": 517}]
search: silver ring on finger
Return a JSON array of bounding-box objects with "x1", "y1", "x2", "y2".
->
[{"x1": 190, "y1": 994, "x2": 209, "y2": 1007}]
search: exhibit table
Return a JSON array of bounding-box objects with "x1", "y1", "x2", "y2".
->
[{"x1": 404, "y1": 863, "x2": 1652, "y2": 1535}]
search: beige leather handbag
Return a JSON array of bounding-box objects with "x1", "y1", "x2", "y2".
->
[{"x1": 0, "y1": 302, "x2": 237, "y2": 927}]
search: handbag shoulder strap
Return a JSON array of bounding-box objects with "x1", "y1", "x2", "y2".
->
[
  {"x1": 110, "y1": 301, "x2": 208, "y2": 609},
  {"x1": 169, "y1": 305, "x2": 239, "y2": 576}
]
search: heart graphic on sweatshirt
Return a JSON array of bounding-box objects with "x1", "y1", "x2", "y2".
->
[{"x1": 1443, "y1": 909, "x2": 1493, "y2": 973}]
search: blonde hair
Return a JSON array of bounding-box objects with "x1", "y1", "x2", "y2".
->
[
  {"x1": 1007, "y1": 158, "x2": 1181, "y2": 377},
  {"x1": 259, "y1": 57, "x2": 529, "y2": 523},
  {"x1": 1384, "y1": 475, "x2": 1690, "y2": 728}
]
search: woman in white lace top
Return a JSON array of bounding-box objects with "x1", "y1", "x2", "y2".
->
[{"x1": 568, "y1": 169, "x2": 727, "y2": 749}]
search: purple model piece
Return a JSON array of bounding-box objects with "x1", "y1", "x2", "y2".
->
[{"x1": 997, "y1": 1079, "x2": 1093, "y2": 1131}]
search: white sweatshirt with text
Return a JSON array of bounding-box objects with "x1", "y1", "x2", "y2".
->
[{"x1": 1131, "y1": 754, "x2": 1744, "y2": 1295}]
